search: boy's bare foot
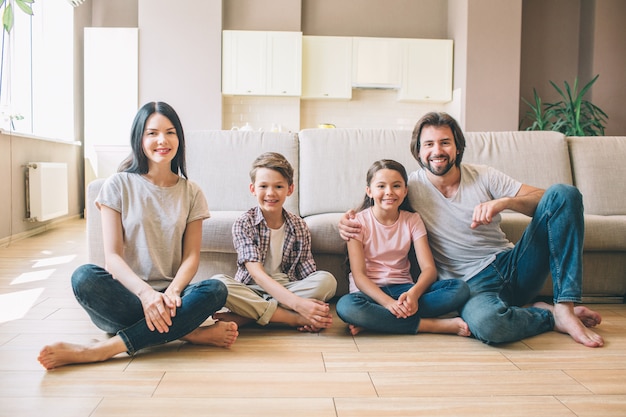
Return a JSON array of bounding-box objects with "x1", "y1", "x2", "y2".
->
[
  {"x1": 534, "y1": 301, "x2": 604, "y2": 347},
  {"x1": 419, "y1": 317, "x2": 471, "y2": 337},
  {"x1": 38, "y1": 336, "x2": 127, "y2": 370},
  {"x1": 181, "y1": 321, "x2": 239, "y2": 348}
]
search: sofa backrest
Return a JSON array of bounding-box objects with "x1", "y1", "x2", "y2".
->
[
  {"x1": 186, "y1": 130, "x2": 300, "y2": 215},
  {"x1": 298, "y1": 128, "x2": 420, "y2": 217},
  {"x1": 567, "y1": 136, "x2": 626, "y2": 215},
  {"x1": 463, "y1": 131, "x2": 572, "y2": 189}
]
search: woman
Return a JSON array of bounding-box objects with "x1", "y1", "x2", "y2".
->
[{"x1": 38, "y1": 102, "x2": 238, "y2": 369}]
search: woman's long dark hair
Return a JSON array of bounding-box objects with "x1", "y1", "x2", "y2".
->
[
  {"x1": 118, "y1": 101, "x2": 188, "y2": 178},
  {"x1": 358, "y1": 159, "x2": 415, "y2": 213}
]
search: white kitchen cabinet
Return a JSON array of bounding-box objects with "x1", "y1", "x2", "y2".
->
[
  {"x1": 398, "y1": 39, "x2": 453, "y2": 103},
  {"x1": 222, "y1": 30, "x2": 302, "y2": 96},
  {"x1": 351, "y1": 37, "x2": 402, "y2": 88},
  {"x1": 302, "y1": 36, "x2": 352, "y2": 99}
]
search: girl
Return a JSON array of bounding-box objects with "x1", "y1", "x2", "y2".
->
[
  {"x1": 336, "y1": 159, "x2": 470, "y2": 336},
  {"x1": 38, "y1": 102, "x2": 238, "y2": 369}
]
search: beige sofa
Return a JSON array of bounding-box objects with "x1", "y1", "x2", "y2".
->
[{"x1": 86, "y1": 129, "x2": 626, "y2": 302}]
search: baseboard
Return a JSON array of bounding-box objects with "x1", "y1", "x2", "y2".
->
[{"x1": 0, "y1": 214, "x2": 83, "y2": 248}]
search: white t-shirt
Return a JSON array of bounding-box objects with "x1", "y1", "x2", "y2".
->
[
  {"x1": 96, "y1": 172, "x2": 210, "y2": 290},
  {"x1": 348, "y1": 208, "x2": 427, "y2": 293},
  {"x1": 264, "y1": 223, "x2": 286, "y2": 275},
  {"x1": 407, "y1": 164, "x2": 522, "y2": 281}
]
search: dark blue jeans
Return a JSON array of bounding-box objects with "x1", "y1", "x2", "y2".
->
[
  {"x1": 336, "y1": 279, "x2": 470, "y2": 334},
  {"x1": 71, "y1": 264, "x2": 228, "y2": 355},
  {"x1": 460, "y1": 184, "x2": 584, "y2": 344}
]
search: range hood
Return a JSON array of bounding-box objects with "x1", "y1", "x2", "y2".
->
[{"x1": 351, "y1": 37, "x2": 402, "y2": 90}]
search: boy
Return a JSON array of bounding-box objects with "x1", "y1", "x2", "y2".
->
[{"x1": 214, "y1": 152, "x2": 336, "y2": 332}]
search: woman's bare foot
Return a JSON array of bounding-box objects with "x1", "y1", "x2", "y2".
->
[
  {"x1": 181, "y1": 321, "x2": 239, "y2": 348},
  {"x1": 38, "y1": 336, "x2": 127, "y2": 370},
  {"x1": 419, "y1": 317, "x2": 471, "y2": 337},
  {"x1": 213, "y1": 311, "x2": 255, "y2": 328},
  {"x1": 534, "y1": 301, "x2": 604, "y2": 347}
]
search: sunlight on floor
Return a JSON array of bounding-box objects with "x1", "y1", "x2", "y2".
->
[
  {"x1": 11, "y1": 269, "x2": 54, "y2": 285},
  {"x1": 0, "y1": 288, "x2": 44, "y2": 323},
  {"x1": 32, "y1": 255, "x2": 77, "y2": 268}
]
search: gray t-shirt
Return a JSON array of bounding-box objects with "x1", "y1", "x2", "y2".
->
[
  {"x1": 408, "y1": 164, "x2": 522, "y2": 281},
  {"x1": 96, "y1": 172, "x2": 210, "y2": 290}
]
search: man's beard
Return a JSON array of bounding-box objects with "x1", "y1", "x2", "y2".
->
[{"x1": 421, "y1": 156, "x2": 455, "y2": 176}]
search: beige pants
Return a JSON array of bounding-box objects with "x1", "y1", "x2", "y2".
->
[{"x1": 212, "y1": 271, "x2": 337, "y2": 325}]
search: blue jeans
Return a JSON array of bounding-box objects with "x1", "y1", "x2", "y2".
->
[
  {"x1": 71, "y1": 264, "x2": 228, "y2": 355},
  {"x1": 460, "y1": 184, "x2": 584, "y2": 344},
  {"x1": 336, "y1": 279, "x2": 469, "y2": 334}
]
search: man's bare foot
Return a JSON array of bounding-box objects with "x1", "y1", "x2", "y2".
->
[
  {"x1": 419, "y1": 317, "x2": 471, "y2": 337},
  {"x1": 534, "y1": 301, "x2": 604, "y2": 347},
  {"x1": 347, "y1": 324, "x2": 364, "y2": 336},
  {"x1": 38, "y1": 336, "x2": 127, "y2": 370},
  {"x1": 181, "y1": 321, "x2": 239, "y2": 348}
]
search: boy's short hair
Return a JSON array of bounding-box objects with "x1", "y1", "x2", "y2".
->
[{"x1": 250, "y1": 152, "x2": 294, "y2": 185}]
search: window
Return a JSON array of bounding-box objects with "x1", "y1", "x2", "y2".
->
[{"x1": 1, "y1": 1, "x2": 74, "y2": 140}]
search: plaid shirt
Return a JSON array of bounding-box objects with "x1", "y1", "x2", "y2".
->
[{"x1": 233, "y1": 206, "x2": 317, "y2": 284}]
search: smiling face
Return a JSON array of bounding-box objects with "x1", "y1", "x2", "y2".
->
[
  {"x1": 142, "y1": 113, "x2": 179, "y2": 168},
  {"x1": 366, "y1": 168, "x2": 408, "y2": 213},
  {"x1": 250, "y1": 167, "x2": 294, "y2": 216},
  {"x1": 417, "y1": 125, "x2": 460, "y2": 177}
]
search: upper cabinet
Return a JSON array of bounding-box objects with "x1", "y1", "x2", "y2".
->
[
  {"x1": 302, "y1": 36, "x2": 352, "y2": 100},
  {"x1": 222, "y1": 30, "x2": 302, "y2": 96},
  {"x1": 398, "y1": 39, "x2": 453, "y2": 103},
  {"x1": 351, "y1": 37, "x2": 402, "y2": 89}
]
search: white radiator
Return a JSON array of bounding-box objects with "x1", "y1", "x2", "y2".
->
[{"x1": 25, "y1": 162, "x2": 69, "y2": 222}]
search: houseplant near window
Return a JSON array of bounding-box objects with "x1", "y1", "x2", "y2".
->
[
  {"x1": 520, "y1": 74, "x2": 608, "y2": 136},
  {"x1": 0, "y1": 0, "x2": 34, "y2": 128}
]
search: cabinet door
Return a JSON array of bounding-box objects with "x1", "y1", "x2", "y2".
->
[
  {"x1": 266, "y1": 31, "x2": 302, "y2": 96},
  {"x1": 398, "y1": 39, "x2": 453, "y2": 102},
  {"x1": 222, "y1": 31, "x2": 266, "y2": 95},
  {"x1": 352, "y1": 37, "x2": 402, "y2": 88},
  {"x1": 302, "y1": 36, "x2": 352, "y2": 99}
]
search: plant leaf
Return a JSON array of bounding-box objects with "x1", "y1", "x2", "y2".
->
[
  {"x1": 3, "y1": 4, "x2": 14, "y2": 33},
  {"x1": 15, "y1": 0, "x2": 34, "y2": 15}
]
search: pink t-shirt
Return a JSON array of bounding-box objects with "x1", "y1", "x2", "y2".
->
[{"x1": 348, "y1": 208, "x2": 427, "y2": 293}]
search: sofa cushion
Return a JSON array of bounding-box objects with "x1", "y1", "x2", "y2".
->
[
  {"x1": 567, "y1": 136, "x2": 626, "y2": 215},
  {"x1": 304, "y1": 213, "x2": 347, "y2": 254},
  {"x1": 201, "y1": 211, "x2": 242, "y2": 253},
  {"x1": 298, "y1": 128, "x2": 420, "y2": 217},
  {"x1": 463, "y1": 131, "x2": 572, "y2": 189},
  {"x1": 186, "y1": 130, "x2": 300, "y2": 215}
]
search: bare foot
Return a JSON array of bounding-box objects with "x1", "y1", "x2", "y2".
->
[
  {"x1": 419, "y1": 317, "x2": 471, "y2": 337},
  {"x1": 534, "y1": 301, "x2": 604, "y2": 347},
  {"x1": 347, "y1": 324, "x2": 364, "y2": 336},
  {"x1": 213, "y1": 311, "x2": 255, "y2": 328},
  {"x1": 298, "y1": 324, "x2": 323, "y2": 333},
  {"x1": 38, "y1": 337, "x2": 127, "y2": 370},
  {"x1": 181, "y1": 321, "x2": 239, "y2": 348}
]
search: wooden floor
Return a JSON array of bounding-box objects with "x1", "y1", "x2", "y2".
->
[{"x1": 1, "y1": 219, "x2": 625, "y2": 417}]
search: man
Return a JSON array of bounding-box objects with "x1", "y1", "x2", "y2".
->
[{"x1": 339, "y1": 112, "x2": 603, "y2": 347}]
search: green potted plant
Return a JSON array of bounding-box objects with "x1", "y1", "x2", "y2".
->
[{"x1": 520, "y1": 74, "x2": 608, "y2": 136}]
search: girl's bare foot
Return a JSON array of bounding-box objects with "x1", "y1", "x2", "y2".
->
[
  {"x1": 38, "y1": 336, "x2": 127, "y2": 370},
  {"x1": 181, "y1": 321, "x2": 239, "y2": 348},
  {"x1": 347, "y1": 324, "x2": 364, "y2": 336},
  {"x1": 419, "y1": 317, "x2": 471, "y2": 337},
  {"x1": 534, "y1": 301, "x2": 604, "y2": 347}
]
